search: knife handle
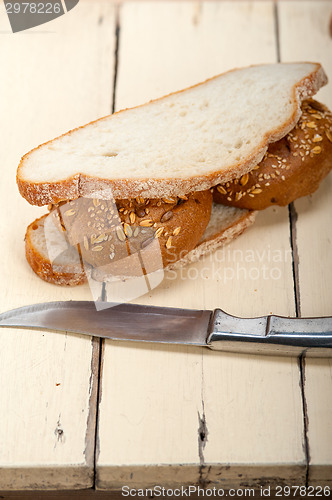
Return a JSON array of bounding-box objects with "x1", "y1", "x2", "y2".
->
[{"x1": 207, "y1": 309, "x2": 332, "y2": 357}]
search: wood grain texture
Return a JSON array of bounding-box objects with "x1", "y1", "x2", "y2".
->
[
  {"x1": 0, "y1": 0, "x2": 116, "y2": 489},
  {"x1": 278, "y1": 0, "x2": 332, "y2": 487},
  {"x1": 97, "y1": 1, "x2": 304, "y2": 489}
]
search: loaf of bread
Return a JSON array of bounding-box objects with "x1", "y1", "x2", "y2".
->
[
  {"x1": 17, "y1": 63, "x2": 327, "y2": 205},
  {"x1": 213, "y1": 99, "x2": 332, "y2": 209}
]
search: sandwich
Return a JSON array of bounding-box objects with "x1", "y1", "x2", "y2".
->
[{"x1": 17, "y1": 62, "x2": 332, "y2": 286}]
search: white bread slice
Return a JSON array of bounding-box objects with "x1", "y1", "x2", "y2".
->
[
  {"x1": 25, "y1": 215, "x2": 88, "y2": 286},
  {"x1": 25, "y1": 206, "x2": 255, "y2": 285},
  {"x1": 17, "y1": 63, "x2": 327, "y2": 206}
]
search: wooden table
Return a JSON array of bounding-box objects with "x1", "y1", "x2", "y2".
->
[{"x1": 0, "y1": 0, "x2": 331, "y2": 496}]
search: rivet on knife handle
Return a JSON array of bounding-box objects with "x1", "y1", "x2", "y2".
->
[{"x1": 207, "y1": 309, "x2": 332, "y2": 357}]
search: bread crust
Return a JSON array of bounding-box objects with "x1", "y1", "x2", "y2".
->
[
  {"x1": 213, "y1": 99, "x2": 332, "y2": 209},
  {"x1": 25, "y1": 215, "x2": 87, "y2": 286},
  {"x1": 17, "y1": 63, "x2": 327, "y2": 206}
]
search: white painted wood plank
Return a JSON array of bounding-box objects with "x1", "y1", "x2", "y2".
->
[
  {"x1": 115, "y1": 0, "x2": 278, "y2": 107},
  {"x1": 0, "y1": 1, "x2": 116, "y2": 489},
  {"x1": 97, "y1": 2, "x2": 304, "y2": 489},
  {"x1": 279, "y1": 0, "x2": 332, "y2": 316},
  {"x1": 96, "y1": 342, "x2": 204, "y2": 489},
  {"x1": 279, "y1": 0, "x2": 332, "y2": 486},
  {"x1": 202, "y1": 352, "x2": 305, "y2": 487},
  {"x1": 301, "y1": 357, "x2": 332, "y2": 487},
  {"x1": 201, "y1": 209, "x2": 304, "y2": 488}
]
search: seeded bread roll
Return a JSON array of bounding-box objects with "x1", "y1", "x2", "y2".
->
[
  {"x1": 213, "y1": 99, "x2": 332, "y2": 210},
  {"x1": 25, "y1": 204, "x2": 255, "y2": 285},
  {"x1": 54, "y1": 190, "x2": 213, "y2": 275}
]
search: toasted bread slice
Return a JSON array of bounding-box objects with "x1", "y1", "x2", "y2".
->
[{"x1": 17, "y1": 63, "x2": 327, "y2": 205}]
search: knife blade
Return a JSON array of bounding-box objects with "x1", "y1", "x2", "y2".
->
[{"x1": 0, "y1": 301, "x2": 331, "y2": 357}]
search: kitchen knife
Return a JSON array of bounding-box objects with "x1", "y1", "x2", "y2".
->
[{"x1": 0, "y1": 301, "x2": 331, "y2": 357}]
